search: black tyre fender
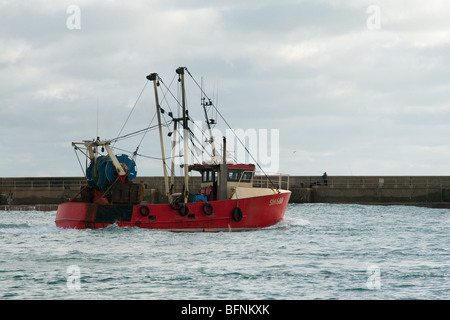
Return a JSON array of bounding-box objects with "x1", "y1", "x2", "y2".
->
[
  {"x1": 139, "y1": 206, "x2": 150, "y2": 217},
  {"x1": 202, "y1": 203, "x2": 214, "y2": 216},
  {"x1": 232, "y1": 207, "x2": 243, "y2": 222},
  {"x1": 170, "y1": 198, "x2": 181, "y2": 210},
  {"x1": 179, "y1": 204, "x2": 189, "y2": 216}
]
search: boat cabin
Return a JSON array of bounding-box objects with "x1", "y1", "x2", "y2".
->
[{"x1": 189, "y1": 163, "x2": 255, "y2": 201}]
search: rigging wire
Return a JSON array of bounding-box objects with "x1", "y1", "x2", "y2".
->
[
  {"x1": 157, "y1": 73, "x2": 177, "y2": 117},
  {"x1": 158, "y1": 75, "x2": 183, "y2": 115},
  {"x1": 136, "y1": 110, "x2": 157, "y2": 151},
  {"x1": 74, "y1": 147, "x2": 86, "y2": 178},
  {"x1": 111, "y1": 122, "x2": 170, "y2": 143},
  {"x1": 112, "y1": 146, "x2": 176, "y2": 161},
  {"x1": 114, "y1": 80, "x2": 149, "y2": 146}
]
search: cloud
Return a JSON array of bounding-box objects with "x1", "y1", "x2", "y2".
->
[{"x1": 1, "y1": 0, "x2": 450, "y2": 177}]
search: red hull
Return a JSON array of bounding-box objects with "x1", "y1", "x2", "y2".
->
[{"x1": 55, "y1": 191, "x2": 291, "y2": 231}]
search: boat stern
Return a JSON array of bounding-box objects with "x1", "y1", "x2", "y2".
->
[{"x1": 55, "y1": 202, "x2": 97, "y2": 229}]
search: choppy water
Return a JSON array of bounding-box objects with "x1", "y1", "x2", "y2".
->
[{"x1": 0, "y1": 204, "x2": 448, "y2": 300}]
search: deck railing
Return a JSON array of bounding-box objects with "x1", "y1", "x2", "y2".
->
[{"x1": 252, "y1": 173, "x2": 290, "y2": 190}]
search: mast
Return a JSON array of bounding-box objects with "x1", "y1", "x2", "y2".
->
[
  {"x1": 219, "y1": 136, "x2": 228, "y2": 200},
  {"x1": 170, "y1": 120, "x2": 178, "y2": 191},
  {"x1": 201, "y1": 78, "x2": 218, "y2": 162},
  {"x1": 176, "y1": 67, "x2": 190, "y2": 203},
  {"x1": 147, "y1": 73, "x2": 171, "y2": 202}
]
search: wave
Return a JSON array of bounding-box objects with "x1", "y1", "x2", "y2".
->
[
  {"x1": 0, "y1": 223, "x2": 60, "y2": 235},
  {"x1": 266, "y1": 216, "x2": 311, "y2": 230}
]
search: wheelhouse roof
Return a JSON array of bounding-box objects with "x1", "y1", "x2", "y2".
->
[{"x1": 189, "y1": 163, "x2": 255, "y2": 172}]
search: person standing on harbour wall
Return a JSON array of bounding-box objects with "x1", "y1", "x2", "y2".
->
[{"x1": 322, "y1": 172, "x2": 328, "y2": 186}]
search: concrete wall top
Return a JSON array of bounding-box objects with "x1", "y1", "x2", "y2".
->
[
  {"x1": 289, "y1": 175, "x2": 450, "y2": 188},
  {"x1": 2, "y1": 175, "x2": 450, "y2": 189}
]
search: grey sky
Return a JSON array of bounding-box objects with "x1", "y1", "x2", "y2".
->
[{"x1": 1, "y1": 0, "x2": 450, "y2": 177}]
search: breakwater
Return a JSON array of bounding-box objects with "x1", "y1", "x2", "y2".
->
[{"x1": 2, "y1": 175, "x2": 450, "y2": 210}]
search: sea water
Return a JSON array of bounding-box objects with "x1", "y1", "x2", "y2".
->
[{"x1": 0, "y1": 204, "x2": 448, "y2": 300}]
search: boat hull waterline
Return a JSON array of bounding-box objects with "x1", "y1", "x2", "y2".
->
[{"x1": 55, "y1": 191, "x2": 291, "y2": 232}]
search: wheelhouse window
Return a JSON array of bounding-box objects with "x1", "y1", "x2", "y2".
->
[
  {"x1": 202, "y1": 170, "x2": 216, "y2": 182},
  {"x1": 202, "y1": 170, "x2": 214, "y2": 183},
  {"x1": 240, "y1": 171, "x2": 253, "y2": 182},
  {"x1": 227, "y1": 169, "x2": 239, "y2": 181}
]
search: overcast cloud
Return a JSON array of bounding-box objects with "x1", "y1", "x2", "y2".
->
[{"x1": 1, "y1": 0, "x2": 450, "y2": 177}]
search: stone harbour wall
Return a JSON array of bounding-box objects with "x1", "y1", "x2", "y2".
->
[{"x1": 2, "y1": 175, "x2": 450, "y2": 210}]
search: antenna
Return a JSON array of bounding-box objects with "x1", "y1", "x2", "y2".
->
[
  {"x1": 96, "y1": 97, "x2": 99, "y2": 138},
  {"x1": 215, "y1": 80, "x2": 219, "y2": 112}
]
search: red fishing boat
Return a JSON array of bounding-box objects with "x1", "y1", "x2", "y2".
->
[{"x1": 55, "y1": 67, "x2": 291, "y2": 231}]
